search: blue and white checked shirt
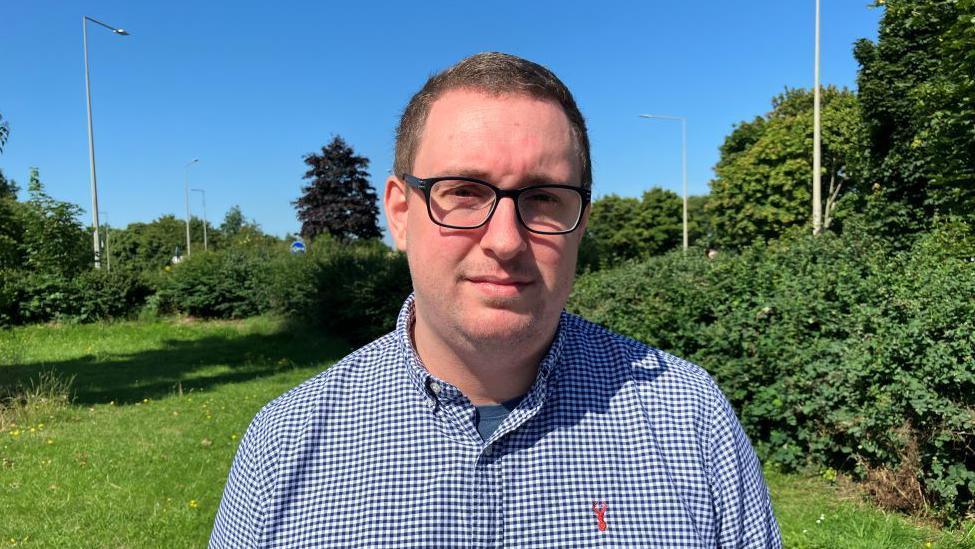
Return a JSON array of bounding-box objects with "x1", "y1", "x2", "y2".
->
[{"x1": 211, "y1": 295, "x2": 781, "y2": 548}]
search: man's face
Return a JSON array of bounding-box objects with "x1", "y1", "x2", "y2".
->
[{"x1": 385, "y1": 89, "x2": 588, "y2": 348}]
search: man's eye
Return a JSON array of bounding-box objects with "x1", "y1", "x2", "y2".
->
[
  {"x1": 435, "y1": 182, "x2": 492, "y2": 201},
  {"x1": 525, "y1": 191, "x2": 561, "y2": 205}
]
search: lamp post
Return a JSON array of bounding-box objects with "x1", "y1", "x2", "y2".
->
[
  {"x1": 639, "y1": 114, "x2": 689, "y2": 252},
  {"x1": 83, "y1": 16, "x2": 129, "y2": 269},
  {"x1": 184, "y1": 159, "x2": 198, "y2": 256},
  {"x1": 191, "y1": 188, "x2": 208, "y2": 251},
  {"x1": 812, "y1": 0, "x2": 823, "y2": 235},
  {"x1": 99, "y1": 210, "x2": 111, "y2": 271}
]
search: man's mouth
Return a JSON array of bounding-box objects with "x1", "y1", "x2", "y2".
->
[{"x1": 465, "y1": 275, "x2": 534, "y2": 296}]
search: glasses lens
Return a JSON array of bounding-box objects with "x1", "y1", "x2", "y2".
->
[
  {"x1": 429, "y1": 179, "x2": 496, "y2": 228},
  {"x1": 518, "y1": 187, "x2": 583, "y2": 233}
]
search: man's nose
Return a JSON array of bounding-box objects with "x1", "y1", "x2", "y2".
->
[{"x1": 479, "y1": 197, "x2": 528, "y2": 260}]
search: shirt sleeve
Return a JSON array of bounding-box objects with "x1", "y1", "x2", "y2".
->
[
  {"x1": 209, "y1": 413, "x2": 270, "y2": 548},
  {"x1": 708, "y1": 391, "x2": 783, "y2": 548}
]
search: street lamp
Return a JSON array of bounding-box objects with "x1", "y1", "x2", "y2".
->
[
  {"x1": 184, "y1": 159, "x2": 199, "y2": 256},
  {"x1": 83, "y1": 16, "x2": 129, "y2": 269},
  {"x1": 191, "y1": 188, "x2": 208, "y2": 251},
  {"x1": 812, "y1": 0, "x2": 823, "y2": 235},
  {"x1": 639, "y1": 114, "x2": 689, "y2": 252},
  {"x1": 99, "y1": 210, "x2": 111, "y2": 272}
]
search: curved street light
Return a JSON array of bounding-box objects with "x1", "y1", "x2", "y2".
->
[{"x1": 83, "y1": 16, "x2": 129, "y2": 269}]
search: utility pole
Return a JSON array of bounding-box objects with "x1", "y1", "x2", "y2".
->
[
  {"x1": 184, "y1": 159, "x2": 198, "y2": 256},
  {"x1": 812, "y1": 0, "x2": 823, "y2": 235},
  {"x1": 82, "y1": 16, "x2": 129, "y2": 268}
]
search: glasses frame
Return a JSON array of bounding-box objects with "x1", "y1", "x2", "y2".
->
[{"x1": 403, "y1": 174, "x2": 591, "y2": 235}]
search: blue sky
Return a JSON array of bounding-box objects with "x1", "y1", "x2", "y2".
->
[{"x1": 1, "y1": 1, "x2": 881, "y2": 239}]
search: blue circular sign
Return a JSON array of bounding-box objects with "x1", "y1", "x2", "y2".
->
[{"x1": 290, "y1": 240, "x2": 306, "y2": 254}]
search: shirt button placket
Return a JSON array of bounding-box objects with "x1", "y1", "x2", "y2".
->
[{"x1": 473, "y1": 444, "x2": 503, "y2": 548}]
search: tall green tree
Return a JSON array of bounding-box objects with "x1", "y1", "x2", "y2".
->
[
  {"x1": 20, "y1": 168, "x2": 88, "y2": 275},
  {"x1": 220, "y1": 205, "x2": 246, "y2": 237},
  {"x1": 293, "y1": 136, "x2": 382, "y2": 241},
  {"x1": 853, "y1": 0, "x2": 975, "y2": 242},
  {"x1": 707, "y1": 87, "x2": 865, "y2": 249}
]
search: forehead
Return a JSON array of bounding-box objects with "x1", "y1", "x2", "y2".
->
[{"x1": 413, "y1": 89, "x2": 579, "y2": 183}]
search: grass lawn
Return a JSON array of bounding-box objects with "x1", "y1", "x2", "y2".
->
[{"x1": 1, "y1": 318, "x2": 972, "y2": 548}]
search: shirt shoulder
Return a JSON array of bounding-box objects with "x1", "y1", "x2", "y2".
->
[{"x1": 560, "y1": 312, "x2": 724, "y2": 406}]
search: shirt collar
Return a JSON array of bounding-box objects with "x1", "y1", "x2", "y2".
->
[{"x1": 395, "y1": 293, "x2": 568, "y2": 406}]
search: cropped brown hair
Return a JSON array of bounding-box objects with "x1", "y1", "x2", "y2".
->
[{"x1": 394, "y1": 52, "x2": 592, "y2": 190}]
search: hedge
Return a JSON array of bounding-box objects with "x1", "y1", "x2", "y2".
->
[{"x1": 568, "y1": 220, "x2": 975, "y2": 516}]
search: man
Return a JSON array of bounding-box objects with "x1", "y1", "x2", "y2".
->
[{"x1": 211, "y1": 52, "x2": 781, "y2": 548}]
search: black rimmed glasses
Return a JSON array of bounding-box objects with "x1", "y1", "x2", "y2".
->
[{"x1": 403, "y1": 174, "x2": 591, "y2": 235}]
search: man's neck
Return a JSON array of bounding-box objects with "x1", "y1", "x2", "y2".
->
[{"x1": 411, "y1": 313, "x2": 555, "y2": 405}]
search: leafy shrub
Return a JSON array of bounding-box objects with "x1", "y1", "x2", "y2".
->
[
  {"x1": 157, "y1": 248, "x2": 275, "y2": 319},
  {"x1": 157, "y1": 238, "x2": 411, "y2": 344},
  {"x1": 267, "y1": 237, "x2": 411, "y2": 345},
  {"x1": 0, "y1": 269, "x2": 151, "y2": 325},
  {"x1": 569, "y1": 220, "x2": 975, "y2": 516}
]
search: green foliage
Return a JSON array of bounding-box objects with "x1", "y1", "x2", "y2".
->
[
  {"x1": 853, "y1": 0, "x2": 975, "y2": 244},
  {"x1": 0, "y1": 269, "x2": 152, "y2": 326},
  {"x1": 157, "y1": 248, "x2": 276, "y2": 319},
  {"x1": 219, "y1": 204, "x2": 246, "y2": 237},
  {"x1": 569, "y1": 220, "x2": 975, "y2": 516},
  {"x1": 708, "y1": 87, "x2": 865, "y2": 249},
  {"x1": 0, "y1": 112, "x2": 8, "y2": 154},
  {"x1": 0, "y1": 169, "x2": 17, "y2": 200},
  {"x1": 580, "y1": 189, "x2": 709, "y2": 270},
  {"x1": 20, "y1": 168, "x2": 89, "y2": 276},
  {"x1": 109, "y1": 214, "x2": 225, "y2": 273},
  {"x1": 146, "y1": 236, "x2": 410, "y2": 343},
  {"x1": 267, "y1": 236, "x2": 412, "y2": 345}
]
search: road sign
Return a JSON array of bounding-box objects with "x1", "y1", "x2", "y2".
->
[{"x1": 290, "y1": 240, "x2": 306, "y2": 254}]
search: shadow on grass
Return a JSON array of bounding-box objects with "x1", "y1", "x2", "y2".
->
[{"x1": 0, "y1": 320, "x2": 351, "y2": 405}]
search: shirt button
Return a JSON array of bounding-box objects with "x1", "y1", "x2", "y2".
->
[{"x1": 429, "y1": 382, "x2": 442, "y2": 395}]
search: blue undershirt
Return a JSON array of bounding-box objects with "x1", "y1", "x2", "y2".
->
[{"x1": 474, "y1": 395, "x2": 524, "y2": 441}]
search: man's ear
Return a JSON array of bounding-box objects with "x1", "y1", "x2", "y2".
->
[{"x1": 384, "y1": 175, "x2": 409, "y2": 252}]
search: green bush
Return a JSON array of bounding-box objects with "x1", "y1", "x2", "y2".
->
[
  {"x1": 157, "y1": 248, "x2": 275, "y2": 319},
  {"x1": 568, "y1": 220, "x2": 975, "y2": 516},
  {"x1": 267, "y1": 237, "x2": 412, "y2": 345},
  {"x1": 158, "y1": 238, "x2": 412, "y2": 345},
  {"x1": 0, "y1": 268, "x2": 151, "y2": 326}
]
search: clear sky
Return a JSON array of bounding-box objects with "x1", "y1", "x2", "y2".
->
[{"x1": 1, "y1": 0, "x2": 881, "y2": 239}]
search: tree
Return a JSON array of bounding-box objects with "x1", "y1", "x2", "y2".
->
[
  {"x1": 293, "y1": 136, "x2": 382, "y2": 241},
  {"x1": 853, "y1": 0, "x2": 975, "y2": 243},
  {"x1": 0, "y1": 114, "x2": 18, "y2": 201},
  {"x1": 707, "y1": 87, "x2": 865, "y2": 249},
  {"x1": 0, "y1": 170, "x2": 18, "y2": 200},
  {"x1": 579, "y1": 188, "x2": 711, "y2": 270},
  {"x1": 0, "y1": 113, "x2": 8, "y2": 154},
  {"x1": 220, "y1": 205, "x2": 246, "y2": 237},
  {"x1": 20, "y1": 168, "x2": 88, "y2": 275}
]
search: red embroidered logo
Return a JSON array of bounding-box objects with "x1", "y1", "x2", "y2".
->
[{"x1": 592, "y1": 501, "x2": 608, "y2": 531}]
